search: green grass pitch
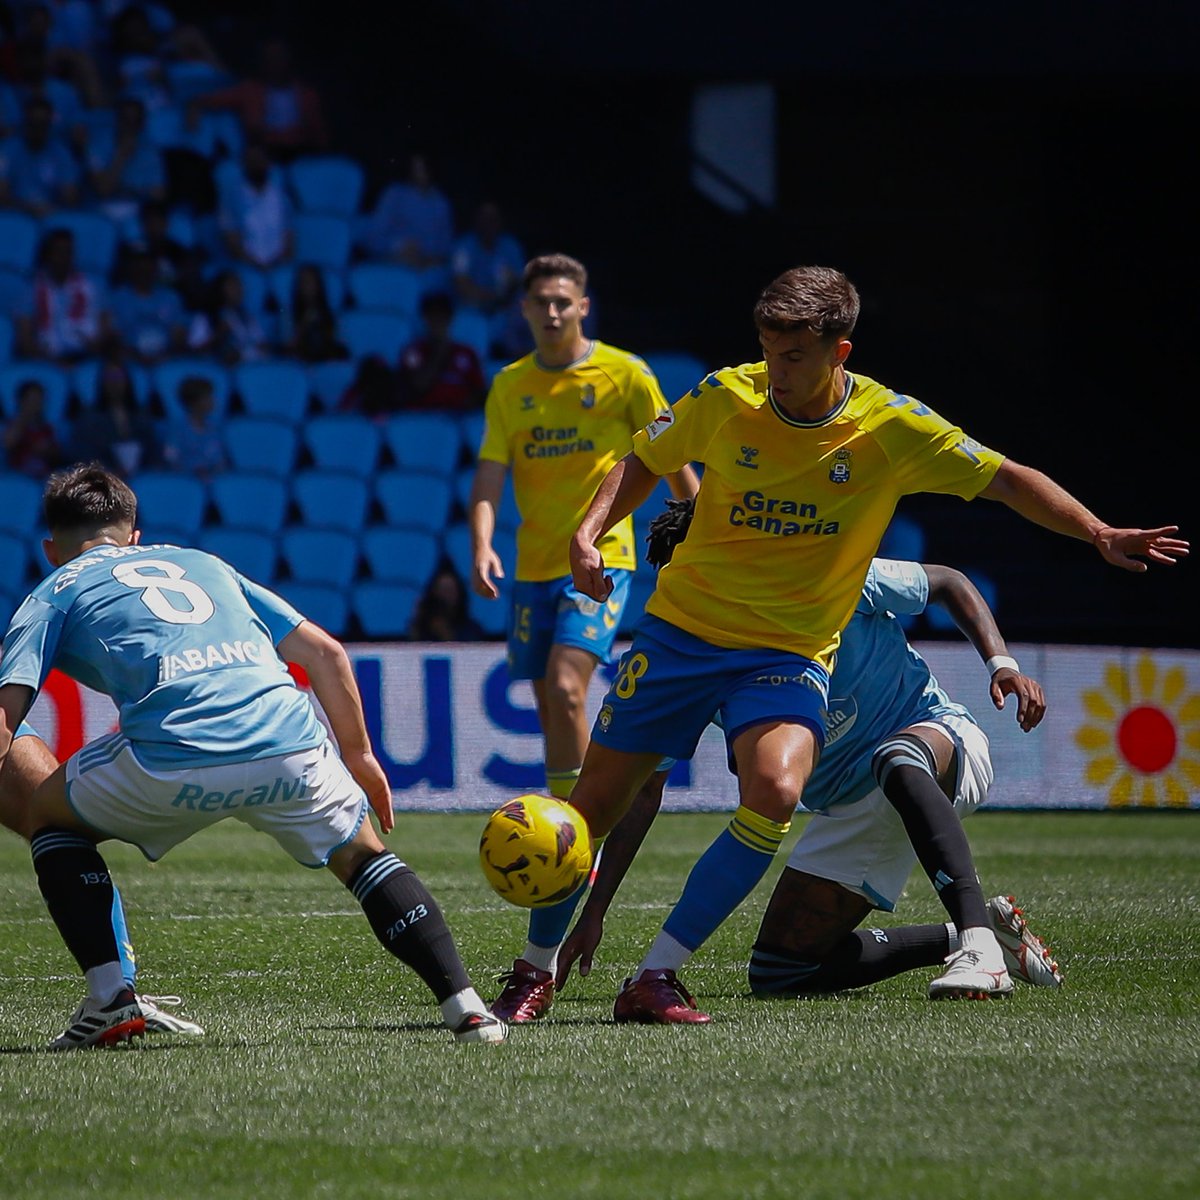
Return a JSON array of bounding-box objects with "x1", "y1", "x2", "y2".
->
[{"x1": 1, "y1": 811, "x2": 1198, "y2": 1200}]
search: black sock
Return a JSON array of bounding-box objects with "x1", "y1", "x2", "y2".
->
[
  {"x1": 30, "y1": 828, "x2": 120, "y2": 972},
  {"x1": 347, "y1": 851, "x2": 471, "y2": 1003},
  {"x1": 749, "y1": 924, "x2": 950, "y2": 995}
]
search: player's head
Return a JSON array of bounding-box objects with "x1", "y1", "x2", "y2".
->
[
  {"x1": 42, "y1": 463, "x2": 139, "y2": 567},
  {"x1": 521, "y1": 254, "x2": 590, "y2": 353}
]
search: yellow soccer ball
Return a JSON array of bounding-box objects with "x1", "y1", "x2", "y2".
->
[{"x1": 479, "y1": 794, "x2": 593, "y2": 908}]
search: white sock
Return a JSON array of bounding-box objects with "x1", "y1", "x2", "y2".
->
[
  {"x1": 521, "y1": 943, "x2": 558, "y2": 976},
  {"x1": 959, "y1": 925, "x2": 1004, "y2": 968},
  {"x1": 946, "y1": 923, "x2": 960, "y2": 953},
  {"x1": 635, "y1": 931, "x2": 691, "y2": 979},
  {"x1": 85, "y1": 961, "x2": 129, "y2": 1005},
  {"x1": 440, "y1": 987, "x2": 487, "y2": 1027}
]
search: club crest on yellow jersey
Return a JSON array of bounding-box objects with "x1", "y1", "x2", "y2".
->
[{"x1": 829, "y1": 448, "x2": 853, "y2": 484}]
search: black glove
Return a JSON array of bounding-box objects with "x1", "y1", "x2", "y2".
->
[{"x1": 645, "y1": 497, "x2": 695, "y2": 568}]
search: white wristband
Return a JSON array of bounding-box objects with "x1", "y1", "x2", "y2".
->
[{"x1": 985, "y1": 655, "x2": 1020, "y2": 677}]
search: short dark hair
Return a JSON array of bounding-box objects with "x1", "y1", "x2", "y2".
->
[
  {"x1": 753, "y1": 266, "x2": 860, "y2": 340},
  {"x1": 522, "y1": 253, "x2": 587, "y2": 294},
  {"x1": 419, "y1": 290, "x2": 454, "y2": 318},
  {"x1": 44, "y1": 463, "x2": 137, "y2": 536}
]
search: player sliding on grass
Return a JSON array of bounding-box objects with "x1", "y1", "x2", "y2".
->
[
  {"x1": 0, "y1": 464, "x2": 506, "y2": 1049},
  {"x1": 553, "y1": 264, "x2": 1185, "y2": 1021}
]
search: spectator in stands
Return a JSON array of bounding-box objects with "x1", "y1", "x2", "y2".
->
[
  {"x1": 120, "y1": 198, "x2": 206, "y2": 309},
  {"x1": 408, "y1": 564, "x2": 484, "y2": 643},
  {"x1": 105, "y1": 2, "x2": 172, "y2": 113},
  {"x1": 2, "y1": 377, "x2": 62, "y2": 476},
  {"x1": 87, "y1": 95, "x2": 166, "y2": 219},
  {"x1": 191, "y1": 267, "x2": 272, "y2": 364},
  {"x1": 278, "y1": 263, "x2": 346, "y2": 363},
  {"x1": 397, "y1": 291, "x2": 485, "y2": 413},
  {"x1": 68, "y1": 356, "x2": 159, "y2": 476},
  {"x1": 4, "y1": 26, "x2": 92, "y2": 140},
  {"x1": 219, "y1": 140, "x2": 294, "y2": 269},
  {"x1": 0, "y1": 95, "x2": 80, "y2": 214},
  {"x1": 362, "y1": 152, "x2": 453, "y2": 272},
  {"x1": 109, "y1": 242, "x2": 187, "y2": 363},
  {"x1": 200, "y1": 38, "x2": 327, "y2": 162},
  {"x1": 451, "y1": 201, "x2": 526, "y2": 357},
  {"x1": 15, "y1": 227, "x2": 110, "y2": 361},
  {"x1": 161, "y1": 373, "x2": 226, "y2": 479},
  {"x1": 337, "y1": 353, "x2": 399, "y2": 421}
]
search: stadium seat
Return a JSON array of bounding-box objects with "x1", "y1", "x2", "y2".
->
[
  {"x1": 233, "y1": 361, "x2": 310, "y2": 422},
  {"x1": 40, "y1": 211, "x2": 119, "y2": 277},
  {"x1": 268, "y1": 264, "x2": 346, "y2": 313},
  {"x1": 457, "y1": 410, "x2": 485, "y2": 461},
  {"x1": 274, "y1": 582, "x2": 349, "y2": 636},
  {"x1": 197, "y1": 527, "x2": 278, "y2": 583},
  {"x1": 449, "y1": 309, "x2": 491, "y2": 361},
  {"x1": 642, "y1": 350, "x2": 708, "y2": 404},
  {"x1": 0, "y1": 212, "x2": 39, "y2": 272},
  {"x1": 152, "y1": 360, "x2": 231, "y2": 422},
  {"x1": 209, "y1": 472, "x2": 290, "y2": 535},
  {"x1": 0, "y1": 267, "x2": 29, "y2": 318},
  {"x1": 382, "y1": 412, "x2": 461, "y2": 476},
  {"x1": 454, "y1": 465, "x2": 519, "y2": 532},
  {"x1": 306, "y1": 360, "x2": 356, "y2": 410},
  {"x1": 293, "y1": 214, "x2": 352, "y2": 270},
  {"x1": 228, "y1": 264, "x2": 271, "y2": 316},
  {"x1": 288, "y1": 156, "x2": 365, "y2": 217},
  {"x1": 71, "y1": 359, "x2": 151, "y2": 409},
  {"x1": 352, "y1": 581, "x2": 421, "y2": 639},
  {"x1": 347, "y1": 264, "x2": 424, "y2": 317},
  {"x1": 467, "y1": 588, "x2": 509, "y2": 638},
  {"x1": 360, "y1": 527, "x2": 440, "y2": 589},
  {"x1": 338, "y1": 310, "x2": 411, "y2": 361},
  {"x1": 0, "y1": 315, "x2": 12, "y2": 361},
  {"x1": 128, "y1": 471, "x2": 209, "y2": 539},
  {"x1": 223, "y1": 416, "x2": 299, "y2": 477},
  {"x1": 280, "y1": 527, "x2": 361, "y2": 588},
  {"x1": 0, "y1": 528, "x2": 31, "y2": 585},
  {"x1": 302, "y1": 413, "x2": 381, "y2": 475},
  {"x1": 0, "y1": 362, "x2": 71, "y2": 427},
  {"x1": 375, "y1": 469, "x2": 454, "y2": 531},
  {"x1": 291, "y1": 469, "x2": 371, "y2": 533},
  {"x1": 165, "y1": 60, "x2": 231, "y2": 104}
]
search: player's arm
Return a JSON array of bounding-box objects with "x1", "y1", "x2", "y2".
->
[
  {"x1": 0, "y1": 683, "x2": 35, "y2": 767},
  {"x1": 278, "y1": 621, "x2": 393, "y2": 834},
  {"x1": 570, "y1": 452, "x2": 662, "y2": 601},
  {"x1": 923, "y1": 564, "x2": 1045, "y2": 732},
  {"x1": 467, "y1": 459, "x2": 507, "y2": 599},
  {"x1": 665, "y1": 463, "x2": 700, "y2": 501},
  {"x1": 557, "y1": 769, "x2": 669, "y2": 988},
  {"x1": 980, "y1": 458, "x2": 1188, "y2": 573}
]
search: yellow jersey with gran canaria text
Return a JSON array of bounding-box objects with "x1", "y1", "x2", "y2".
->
[
  {"x1": 479, "y1": 340, "x2": 669, "y2": 581},
  {"x1": 632, "y1": 364, "x2": 1004, "y2": 669}
]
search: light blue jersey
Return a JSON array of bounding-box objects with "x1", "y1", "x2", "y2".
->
[
  {"x1": 0, "y1": 544, "x2": 325, "y2": 771},
  {"x1": 801, "y1": 558, "x2": 974, "y2": 813}
]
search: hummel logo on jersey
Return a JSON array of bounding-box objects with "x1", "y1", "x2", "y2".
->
[
  {"x1": 736, "y1": 446, "x2": 759, "y2": 469},
  {"x1": 580, "y1": 384, "x2": 596, "y2": 409},
  {"x1": 521, "y1": 395, "x2": 534, "y2": 410}
]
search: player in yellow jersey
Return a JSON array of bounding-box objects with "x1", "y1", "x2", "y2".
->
[
  {"x1": 556, "y1": 264, "x2": 1187, "y2": 1021},
  {"x1": 468, "y1": 253, "x2": 697, "y2": 1020}
]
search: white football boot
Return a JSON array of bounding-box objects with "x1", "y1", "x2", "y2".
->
[{"x1": 986, "y1": 895, "x2": 1064, "y2": 988}]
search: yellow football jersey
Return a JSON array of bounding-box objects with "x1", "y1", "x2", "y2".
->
[
  {"x1": 633, "y1": 364, "x2": 1004, "y2": 667},
  {"x1": 479, "y1": 341, "x2": 669, "y2": 581}
]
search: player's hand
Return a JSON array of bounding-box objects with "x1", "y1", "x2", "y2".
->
[
  {"x1": 990, "y1": 669, "x2": 1046, "y2": 733},
  {"x1": 344, "y1": 749, "x2": 394, "y2": 833},
  {"x1": 1093, "y1": 525, "x2": 1189, "y2": 572},
  {"x1": 569, "y1": 536, "x2": 613, "y2": 602},
  {"x1": 556, "y1": 906, "x2": 606, "y2": 989},
  {"x1": 471, "y1": 547, "x2": 504, "y2": 599}
]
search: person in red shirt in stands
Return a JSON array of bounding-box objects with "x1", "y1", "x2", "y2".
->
[{"x1": 396, "y1": 292, "x2": 485, "y2": 413}]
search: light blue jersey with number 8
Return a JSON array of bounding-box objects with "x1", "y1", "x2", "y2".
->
[{"x1": 0, "y1": 543, "x2": 326, "y2": 770}]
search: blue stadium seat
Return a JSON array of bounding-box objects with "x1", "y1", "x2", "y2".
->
[
  {"x1": 197, "y1": 527, "x2": 278, "y2": 583},
  {"x1": 293, "y1": 214, "x2": 352, "y2": 270},
  {"x1": 288, "y1": 156, "x2": 365, "y2": 217},
  {"x1": 302, "y1": 413, "x2": 381, "y2": 475},
  {"x1": 268, "y1": 264, "x2": 346, "y2": 313},
  {"x1": 454, "y1": 465, "x2": 519, "y2": 532},
  {"x1": 0, "y1": 362, "x2": 71, "y2": 427},
  {"x1": 449, "y1": 309, "x2": 490, "y2": 361},
  {"x1": 360, "y1": 527, "x2": 440, "y2": 589},
  {"x1": 642, "y1": 350, "x2": 708, "y2": 404},
  {"x1": 0, "y1": 315, "x2": 12, "y2": 361},
  {"x1": 128, "y1": 471, "x2": 209, "y2": 539},
  {"x1": 347, "y1": 264, "x2": 423, "y2": 317},
  {"x1": 233, "y1": 361, "x2": 310, "y2": 422},
  {"x1": 166, "y1": 60, "x2": 231, "y2": 104},
  {"x1": 444, "y1": 523, "x2": 515, "y2": 623},
  {"x1": 926, "y1": 569, "x2": 1000, "y2": 631},
  {"x1": 40, "y1": 211, "x2": 119, "y2": 277},
  {"x1": 275, "y1": 582, "x2": 349, "y2": 636},
  {"x1": 280, "y1": 527, "x2": 361, "y2": 588},
  {"x1": 209, "y1": 472, "x2": 290, "y2": 535},
  {"x1": 152, "y1": 360, "x2": 231, "y2": 422},
  {"x1": 352, "y1": 581, "x2": 421, "y2": 639},
  {"x1": 457, "y1": 410, "x2": 485, "y2": 461},
  {"x1": 223, "y1": 416, "x2": 299, "y2": 477},
  {"x1": 306, "y1": 360, "x2": 356, "y2": 410},
  {"x1": 291, "y1": 469, "x2": 370, "y2": 533},
  {"x1": 382, "y1": 412, "x2": 461, "y2": 476},
  {"x1": 338, "y1": 310, "x2": 411, "y2": 361},
  {"x1": 877, "y1": 514, "x2": 926, "y2": 564},
  {"x1": 71, "y1": 359, "x2": 151, "y2": 409},
  {"x1": 228, "y1": 264, "x2": 271, "y2": 316},
  {"x1": 467, "y1": 588, "x2": 509, "y2": 638},
  {"x1": 0, "y1": 528, "x2": 31, "y2": 585},
  {"x1": 375, "y1": 469, "x2": 454, "y2": 531},
  {"x1": 0, "y1": 267, "x2": 29, "y2": 318},
  {"x1": 0, "y1": 212, "x2": 39, "y2": 272}
]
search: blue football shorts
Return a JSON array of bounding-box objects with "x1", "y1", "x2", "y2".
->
[
  {"x1": 591, "y1": 614, "x2": 829, "y2": 763},
  {"x1": 507, "y1": 570, "x2": 632, "y2": 681}
]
